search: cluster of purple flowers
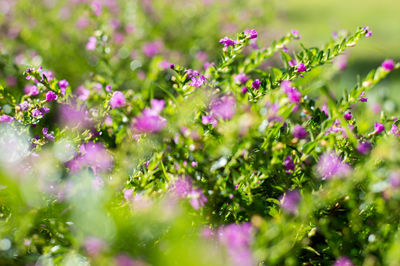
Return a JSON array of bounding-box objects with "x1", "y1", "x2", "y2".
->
[
  {"x1": 133, "y1": 99, "x2": 167, "y2": 133},
  {"x1": 173, "y1": 177, "x2": 207, "y2": 210},
  {"x1": 281, "y1": 80, "x2": 301, "y2": 103}
]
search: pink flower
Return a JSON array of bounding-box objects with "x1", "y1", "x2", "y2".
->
[
  {"x1": 382, "y1": 59, "x2": 395, "y2": 71},
  {"x1": 84, "y1": 237, "x2": 105, "y2": 257},
  {"x1": 202, "y1": 115, "x2": 218, "y2": 127},
  {"x1": 317, "y1": 152, "x2": 351, "y2": 179},
  {"x1": 142, "y1": 41, "x2": 163, "y2": 57},
  {"x1": 334, "y1": 257, "x2": 354, "y2": 266},
  {"x1": 0, "y1": 115, "x2": 14, "y2": 123},
  {"x1": 189, "y1": 188, "x2": 208, "y2": 210},
  {"x1": 45, "y1": 91, "x2": 58, "y2": 101},
  {"x1": 188, "y1": 75, "x2": 206, "y2": 87},
  {"x1": 210, "y1": 95, "x2": 236, "y2": 120},
  {"x1": 58, "y1": 80, "x2": 69, "y2": 95},
  {"x1": 343, "y1": 112, "x2": 353, "y2": 120},
  {"x1": 86, "y1": 36, "x2": 97, "y2": 50},
  {"x1": 76, "y1": 86, "x2": 90, "y2": 101},
  {"x1": 360, "y1": 91, "x2": 368, "y2": 102},
  {"x1": 133, "y1": 108, "x2": 166, "y2": 133},
  {"x1": 296, "y1": 63, "x2": 307, "y2": 73},
  {"x1": 109, "y1": 91, "x2": 126, "y2": 108},
  {"x1": 24, "y1": 85, "x2": 39, "y2": 96},
  {"x1": 280, "y1": 190, "x2": 301, "y2": 214},
  {"x1": 374, "y1": 122, "x2": 385, "y2": 134},
  {"x1": 244, "y1": 29, "x2": 258, "y2": 39},
  {"x1": 219, "y1": 36, "x2": 236, "y2": 47},
  {"x1": 293, "y1": 125, "x2": 307, "y2": 139},
  {"x1": 234, "y1": 73, "x2": 249, "y2": 84},
  {"x1": 252, "y1": 79, "x2": 261, "y2": 89},
  {"x1": 91, "y1": 1, "x2": 102, "y2": 16}
]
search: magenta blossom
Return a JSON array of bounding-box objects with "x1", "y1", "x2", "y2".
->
[
  {"x1": 0, "y1": 115, "x2": 14, "y2": 123},
  {"x1": 210, "y1": 95, "x2": 236, "y2": 120},
  {"x1": 317, "y1": 152, "x2": 351, "y2": 179},
  {"x1": 357, "y1": 141, "x2": 372, "y2": 154},
  {"x1": 86, "y1": 36, "x2": 97, "y2": 50},
  {"x1": 296, "y1": 63, "x2": 307, "y2": 73},
  {"x1": 188, "y1": 75, "x2": 206, "y2": 87},
  {"x1": 382, "y1": 59, "x2": 395, "y2": 71},
  {"x1": 244, "y1": 29, "x2": 257, "y2": 39},
  {"x1": 374, "y1": 123, "x2": 385, "y2": 134},
  {"x1": 280, "y1": 190, "x2": 301, "y2": 214},
  {"x1": 293, "y1": 125, "x2": 307, "y2": 139},
  {"x1": 252, "y1": 79, "x2": 261, "y2": 89},
  {"x1": 109, "y1": 91, "x2": 126, "y2": 108},
  {"x1": 202, "y1": 115, "x2": 218, "y2": 127},
  {"x1": 76, "y1": 86, "x2": 90, "y2": 101},
  {"x1": 343, "y1": 112, "x2": 353, "y2": 120},
  {"x1": 24, "y1": 85, "x2": 39, "y2": 96},
  {"x1": 45, "y1": 91, "x2": 57, "y2": 101},
  {"x1": 189, "y1": 188, "x2": 208, "y2": 210},
  {"x1": 218, "y1": 223, "x2": 254, "y2": 266},
  {"x1": 142, "y1": 41, "x2": 163, "y2": 57},
  {"x1": 360, "y1": 91, "x2": 368, "y2": 102},
  {"x1": 84, "y1": 237, "x2": 105, "y2": 257},
  {"x1": 219, "y1": 36, "x2": 236, "y2": 47},
  {"x1": 284, "y1": 156, "x2": 295, "y2": 171},
  {"x1": 334, "y1": 257, "x2": 354, "y2": 266},
  {"x1": 133, "y1": 102, "x2": 166, "y2": 133},
  {"x1": 234, "y1": 73, "x2": 249, "y2": 84},
  {"x1": 363, "y1": 26, "x2": 372, "y2": 37},
  {"x1": 58, "y1": 80, "x2": 69, "y2": 95}
]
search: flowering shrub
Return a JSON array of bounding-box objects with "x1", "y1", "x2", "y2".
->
[{"x1": 1, "y1": 1, "x2": 400, "y2": 266}]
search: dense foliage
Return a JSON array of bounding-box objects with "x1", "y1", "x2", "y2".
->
[{"x1": 1, "y1": 1, "x2": 400, "y2": 265}]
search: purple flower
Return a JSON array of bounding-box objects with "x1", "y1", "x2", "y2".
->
[
  {"x1": 287, "y1": 88, "x2": 302, "y2": 103},
  {"x1": 184, "y1": 69, "x2": 200, "y2": 79},
  {"x1": 234, "y1": 73, "x2": 249, "y2": 84},
  {"x1": 334, "y1": 257, "x2": 354, "y2": 266},
  {"x1": 290, "y1": 29, "x2": 301, "y2": 39},
  {"x1": 69, "y1": 142, "x2": 113, "y2": 173},
  {"x1": 244, "y1": 29, "x2": 258, "y2": 39},
  {"x1": 219, "y1": 36, "x2": 236, "y2": 48},
  {"x1": 389, "y1": 172, "x2": 400, "y2": 188},
  {"x1": 188, "y1": 75, "x2": 206, "y2": 87},
  {"x1": 24, "y1": 85, "x2": 39, "y2": 96},
  {"x1": 317, "y1": 152, "x2": 351, "y2": 179},
  {"x1": 84, "y1": 237, "x2": 105, "y2": 257},
  {"x1": 0, "y1": 115, "x2": 14, "y2": 123},
  {"x1": 382, "y1": 59, "x2": 395, "y2": 71},
  {"x1": 42, "y1": 128, "x2": 55, "y2": 141},
  {"x1": 218, "y1": 223, "x2": 254, "y2": 266},
  {"x1": 374, "y1": 123, "x2": 385, "y2": 134},
  {"x1": 109, "y1": 91, "x2": 126, "y2": 108},
  {"x1": 357, "y1": 141, "x2": 372, "y2": 155},
  {"x1": 173, "y1": 177, "x2": 193, "y2": 198},
  {"x1": 202, "y1": 115, "x2": 218, "y2": 127},
  {"x1": 293, "y1": 125, "x2": 307, "y2": 139},
  {"x1": 133, "y1": 107, "x2": 166, "y2": 133},
  {"x1": 210, "y1": 95, "x2": 236, "y2": 120},
  {"x1": 296, "y1": 63, "x2": 307, "y2": 73},
  {"x1": 390, "y1": 124, "x2": 400, "y2": 136},
  {"x1": 45, "y1": 91, "x2": 58, "y2": 101},
  {"x1": 343, "y1": 112, "x2": 353, "y2": 120},
  {"x1": 281, "y1": 80, "x2": 292, "y2": 92},
  {"x1": 284, "y1": 156, "x2": 295, "y2": 171},
  {"x1": 58, "y1": 80, "x2": 69, "y2": 95},
  {"x1": 142, "y1": 41, "x2": 163, "y2": 57},
  {"x1": 252, "y1": 79, "x2": 261, "y2": 90},
  {"x1": 280, "y1": 190, "x2": 301, "y2": 214},
  {"x1": 124, "y1": 189, "x2": 133, "y2": 200},
  {"x1": 321, "y1": 104, "x2": 329, "y2": 116},
  {"x1": 77, "y1": 86, "x2": 90, "y2": 101},
  {"x1": 360, "y1": 91, "x2": 368, "y2": 102},
  {"x1": 288, "y1": 59, "x2": 297, "y2": 67},
  {"x1": 91, "y1": 1, "x2": 102, "y2": 16},
  {"x1": 86, "y1": 36, "x2": 97, "y2": 50},
  {"x1": 189, "y1": 188, "x2": 208, "y2": 210},
  {"x1": 363, "y1": 26, "x2": 372, "y2": 37},
  {"x1": 150, "y1": 99, "x2": 165, "y2": 113},
  {"x1": 32, "y1": 109, "x2": 42, "y2": 118},
  {"x1": 20, "y1": 101, "x2": 29, "y2": 111}
]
